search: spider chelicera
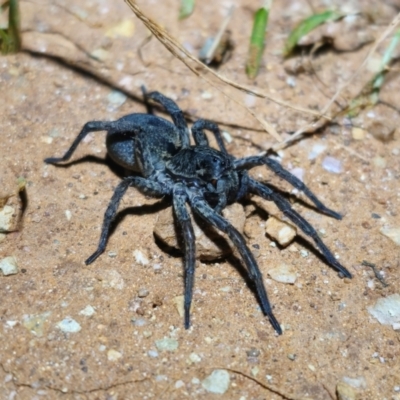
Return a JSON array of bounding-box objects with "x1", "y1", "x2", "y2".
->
[{"x1": 45, "y1": 89, "x2": 351, "y2": 334}]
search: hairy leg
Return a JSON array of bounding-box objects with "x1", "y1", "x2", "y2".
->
[
  {"x1": 191, "y1": 119, "x2": 227, "y2": 153},
  {"x1": 172, "y1": 184, "x2": 196, "y2": 329},
  {"x1": 234, "y1": 156, "x2": 342, "y2": 219},
  {"x1": 44, "y1": 121, "x2": 117, "y2": 164},
  {"x1": 146, "y1": 91, "x2": 190, "y2": 148},
  {"x1": 86, "y1": 176, "x2": 169, "y2": 265},
  {"x1": 249, "y1": 178, "x2": 351, "y2": 278},
  {"x1": 188, "y1": 191, "x2": 282, "y2": 334}
]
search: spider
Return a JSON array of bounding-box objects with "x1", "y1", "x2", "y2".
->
[{"x1": 44, "y1": 89, "x2": 351, "y2": 334}]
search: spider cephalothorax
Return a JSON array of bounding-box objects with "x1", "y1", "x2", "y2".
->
[{"x1": 45, "y1": 89, "x2": 351, "y2": 334}]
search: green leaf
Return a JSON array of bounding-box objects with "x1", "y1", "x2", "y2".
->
[
  {"x1": 284, "y1": 10, "x2": 342, "y2": 56},
  {"x1": 246, "y1": 7, "x2": 269, "y2": 79},
  {"x1": 179, "y1": 0, "x2": 195, "y2": 20}
]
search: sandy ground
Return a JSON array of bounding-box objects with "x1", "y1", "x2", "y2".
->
[{"x1": 1, "y1": 0, "x2": 400, "y2": 399}]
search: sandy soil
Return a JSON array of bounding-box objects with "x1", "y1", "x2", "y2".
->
[{"x1": 1, "y1": 0, "x2": 400, "y2": 399}]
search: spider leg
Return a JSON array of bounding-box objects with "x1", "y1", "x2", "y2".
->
[
  {"x1": 172, "y1": 184, "x2": 196, "y2": 329},
  {"x1": 234, "y1": 156, "x2": 342, "y2": 219},
  {"x1": 191, "y1": 119, "x2": 227, "y2": 153},
  {"x1": 188, "y1": 191, "x2": 282, "y2": 334},
  {"x1": 140, "y1": 85, "x2": 154, "y2": 115},
  {"x1": 85, "y1": 176, "x2": 169, "y2": 265},
  {"x1": 248, "y1": 178, "x2": 352, "y2": 278},
  {"x1": 146, "y1": 91, "x2": 190, "y2": 148},
  {"x1": 44, "y1": 121, "x2": 120, "y2": 164}
]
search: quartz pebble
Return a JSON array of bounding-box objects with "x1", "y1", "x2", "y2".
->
[
  {"x1": 155, "y1": 337, "x2": 179, "y2": 352},
  {"x1": 202, "y1": 369, "x2": 230, "y2": 394},
  {"x1": 265, "y1": 216, "x2": 297, "y2": 247},
  {"x1": 268, "y1": 263, "x2": 297, "y2": 284},
  {"x1": 57, "y1": 317, "x2": 81, "y2": 333},
  {"x1": 367, "y1": 293, "x2": 400, "y2": 329},
  {"x1": 107, "y1": 349, "x2": 122, "y2": 361},
  {"x1": 0, "y1": 256, "x2": 18, "y2": 275},
  {"x1": 380, "y1": 227, "x2": 400, "y2": 246}
]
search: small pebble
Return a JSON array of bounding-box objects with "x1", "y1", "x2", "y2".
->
[
  {"x1": 351, "y1": 127, "x2": 366, "y2": 140},
  {"x1": 107, "y1": 90, "x2": 127, "y2": 108},
  {"x1": 308, "y1": 143, "x2": 326, "y2": 160},
  {"x1": 202, "y1": 369, "x2": 230, "y2": 394},
  {"x1": 148, "y1": 350, "x2": 159, "y2": 358},
  {"x1": 367, "y1": 293, "x2": 400, "y2": 329},
  {"x1": 23, "y1": 312, "x2": 51, "y2": 337},
  {"x1": 373, "y1": 156, "x2": 386, "y2": 168},
  {"x1": 265, "y1": 216, "x2": 297, "y2": 247},
  {"x1": 300, "y1": 249, "x2": 309, "y2": 257},
  {"x1": 90, "y1": 48, "x2": 110, "y2": 61},
  {"x1": 189, "y1": 353, "x2": 201, "y2": 363},
  {"x1": 268, "y1": 264, "x2": 297, "y2": 284},
  {"x1": 336, "y1": 381, "x2": 356, "y2": 400},
  {"x1": 222, "y1": 131, "x2": 233, "y2": 143},
  {"x1": 0, "y1": 206, "x2": 16, "y2": 232},
  {"x1": 201, "y1": 91, "x2": 213, "y2": 100},
  {"x1": 0, "y1": 256, "x2": 19, "y2": 275},
  {"x1": 106, "y1": 19, "x2": 135, "y2": 38},
  {"x1": 65, "y1": 210, "x2": 72, "y2": 221},
  {"x1": 107, "y1": 349, "x2": 122, "y2": 361},
  {"x1": 133, "y1": 249, "x2": 149, "y2": 266},
  {"x1": 155, "y1": 337, "x2": 179, "y2": 352},
  {"x1": 380, "y1": 227, "x2": 400, "y2": 246},
  {"x1": 79, "y1": 305, "x2": 95, "y2": 317},
  {"x1": 322, "y1": 156, "x2": 342, "y2": 174},
  {"x1": 138, "y1": 288, "x2": 149, "y2": 298},
  {"x1": 175, "y1": 380, "x2": 185, "y2": 389},
  {"x1": 57, "y1": 317, "x2": 81, "y2": 333}
]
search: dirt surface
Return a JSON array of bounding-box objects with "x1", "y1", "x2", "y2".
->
[{"x1": 1, "y1": 0, "x2": 400, "y2": 399}]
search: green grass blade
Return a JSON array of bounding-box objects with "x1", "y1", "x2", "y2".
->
[
  {"x1": 246, "y1": 6, "x2": 269, "y2": 79},
  {"x1": 179, "y1": 0, "x2": 195, "y2": 20},
  {"x1": 284, "y1": 10, "x2": 342, "y2": 56},
  {"x1": 0, "y1": 0, "x2": 21, "y2": 54},
  {"x1": 372, "y1": 28, "x2": 400, "y2": 91}
]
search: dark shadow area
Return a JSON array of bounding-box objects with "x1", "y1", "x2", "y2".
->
[
  {"x1": 23, "y1": 50, "x2": 268, "y2": 134},
  {"x1": 18, "y1": 185, "x2": 28, "y2": 229}
]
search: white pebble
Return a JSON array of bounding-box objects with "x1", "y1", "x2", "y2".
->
[
  {"x1": 79, "y1": 305, "x2": 96, "y2": 317},
  {"x1": 266, "y1": 216, "x2": 297, "y2": 247},
  {"x1": 0, "y1": 256, "x2": 18, "y2": 275},
  {"x1": 107, "y1": 349, "x2": 122, "y2": 361},
  {"x1": 367, "y1": 293, "x2": 400, "y2": 329},
  {"x1": 57, "y1": 317, "x2": 81, "y2": 333},
  {"x1": 380, "y1": 227, "x2": 400, "y2": 246},
  {"x1": 133, "y1": 249, "x2": 149, "y2": 266},
  {"x1": 202, "y1": 369, "x2": 230, "y2": 394},
  {"x1": 268, "y1": 264, "x2": 297, "y2": 284},
  {"x1": 189, "y1": 352, "x2": 202, "y2": 363},
  {"x1": 322, "y1": 156, "x2": 342, "y2": 174},
  {"x1": 308, "y1": 143, "x2": 327, "y2": 160},
  {"x1": 0, "y1": 206, "x2": 15, "y2": 232},
  {"x1": 155, "y1": 337, "x2": 179, "y2": 352}
]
